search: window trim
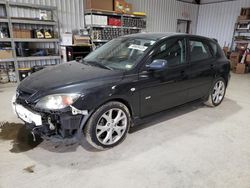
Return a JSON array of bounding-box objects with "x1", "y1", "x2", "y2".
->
[{"x1": 141, "y1": 37, "x2": 188, "y2": 70}]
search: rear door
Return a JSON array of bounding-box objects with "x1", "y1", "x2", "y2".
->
[{"x1": 186, "y1": 37, "x2": 215, "y2": 101}]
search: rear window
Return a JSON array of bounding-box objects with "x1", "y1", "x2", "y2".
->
[
  {"x1": 189, "y1": 40, "x2": 213, "y2": 62},
  {"x1": 209, "y1": 41, "x2": 218, "y2": 56}
]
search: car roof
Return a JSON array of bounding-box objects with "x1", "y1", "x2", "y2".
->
[{"x1": 122, "y1": 32, "x2": 214, "y2": 42}]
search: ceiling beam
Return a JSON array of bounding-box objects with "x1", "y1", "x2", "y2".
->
[{"x1": 194, "y1": 0, "x2": 201, "y2": 4}]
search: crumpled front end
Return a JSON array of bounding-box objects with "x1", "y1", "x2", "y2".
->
[{"x1": 12, "y1": 88, "x2": 87, "y2": 141}]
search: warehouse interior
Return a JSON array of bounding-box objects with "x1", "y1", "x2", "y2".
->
[{"x1": 0, "y1": 0, "x2": 250, "y2": 187}]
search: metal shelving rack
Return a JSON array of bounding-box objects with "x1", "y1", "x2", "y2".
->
[
  {"x1": 84, "y1": 9, "x2": 147, "y2": 46},
  {"x1": 231, "y1": 19, "x2": 250, "y2": 50},
  {"x1": 0, "y1": 0, "x2": 61, "y2": 82}
]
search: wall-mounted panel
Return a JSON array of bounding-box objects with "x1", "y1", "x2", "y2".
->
[
  {"x1": 196, "y1": 0, "x2": 250, "y2": 47},
  {"x1": 126, "y1": 0, "x2": 199, "y2": 34}
]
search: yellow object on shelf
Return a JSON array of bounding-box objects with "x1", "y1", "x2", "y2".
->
[
  {"x1": 17, "y1": 68, "x2": 31, "y2": 71},
  {"x1": 133, "y1": 12, "x2": 146, "y2": 16}
]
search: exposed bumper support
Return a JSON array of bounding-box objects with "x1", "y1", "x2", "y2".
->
[
  {"x1": 13, "y1": 94, "x2": 92, "y2": 141},
  {"x1": 70, "y1": 105, "x2": 88, "y2": 115}
]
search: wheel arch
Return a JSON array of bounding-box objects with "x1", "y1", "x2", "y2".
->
[
  {"x1": 78, "y1": 97, "x2": 133, "y2": 138},
  {"x1": 215, "y1": 61, "x2": 230, "y2": 86},
  {"x1": 214, "y1": 73, "x2": 228, "y2": 86},
  {"x1": 221, "y1": 73, "x2": 229, "y2": 86},
  {"x1": 99, "y1": 98, "x2": 133, "y2": 117}
]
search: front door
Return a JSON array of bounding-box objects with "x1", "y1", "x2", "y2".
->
[{"x1": 139, "y1": 37, "x2": 190, "y2": 117}]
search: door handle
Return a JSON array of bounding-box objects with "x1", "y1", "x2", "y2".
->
[
  {"x1": 139, "y1": 74, "x2": 149, "y2": 78},
  {"x1": 139, "y1": 71, "x2": 149, "y2": 78}
]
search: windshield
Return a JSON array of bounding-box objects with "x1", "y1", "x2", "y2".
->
[{"x1": 84, "y1": 37, "x2": 156, "y2": 70}]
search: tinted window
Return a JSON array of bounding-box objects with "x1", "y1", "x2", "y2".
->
[
  {"x1": 209, "y1": 41, "x2": 217, "y2": 56},
  {"x1": 152, "y1": 38, "x2": 186, "y2": 66},
  {"x1": 189, "y1": 40, "x2": 212, "y2": 62},
  {"x1": 84, "y1": 38, "x2": 156, "y2": 70}
]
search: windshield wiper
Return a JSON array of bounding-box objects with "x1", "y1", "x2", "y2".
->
[
  {"x1": 85, "y1": 61, "x2": 113, "y2": 70},
  {"x1": 78, "y1": 58, "x2": 91, "y2": 66}
]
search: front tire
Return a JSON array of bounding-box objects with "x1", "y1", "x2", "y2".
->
[
  {"x1": 84, "y1": 101, "x2": 131, "y2": 150},
  {"x1": 204, "y1": 77, "x2": 226, "y2": 107}
]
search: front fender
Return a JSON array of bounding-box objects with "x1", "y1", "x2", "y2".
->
[{"x1": 73, "y1": 83, "x2": 139, "y2": 119}]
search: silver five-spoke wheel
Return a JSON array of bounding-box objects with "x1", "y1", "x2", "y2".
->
[
  {"x1": 96, "y1": 108, "x2": 127, "y2": 145},
  {"x1": 212, "y1": 80, "x2": 225, "y2": 104},
  {"x1": 204, "y1": 77, "x2": 226, "y2": 107},
  {"x1": 84, "y1": 102, "x2": 130, "y2": 150}
]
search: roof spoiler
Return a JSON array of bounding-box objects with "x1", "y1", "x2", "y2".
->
[{"x1": 212, "y1": 38, "x2": 218, "y2": 43}]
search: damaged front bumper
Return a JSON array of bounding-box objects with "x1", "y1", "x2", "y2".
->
[{"x1": 12, "y1": 96, "x2": 89, "y2": 141}]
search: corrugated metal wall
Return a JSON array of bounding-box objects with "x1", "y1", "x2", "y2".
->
[
  {"x1": 6, "y1": 0, "x2": 248, "y2": 48},
  {"x1": 6, "y1": 0, "x2": 198, "y2": 34},
  {"x1": 7, "y1": 0, "x2": 85, "y2": 33},
  {"x1": 127, "y1": 0, "x2": 199, "y2": 34},
  {"x1": 196, "y1": 0, "x2": 250, "y2": 47},
  {"x1": 0, "y1": 4, "x2": 6, "y2": 17},
  {"x1": 2, "y1": 0, "x2": 199, "y2": 69}
]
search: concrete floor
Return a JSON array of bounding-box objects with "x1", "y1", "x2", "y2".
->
[{"x1": 0, "y1": 73, "x2": 250, "y2": 188}]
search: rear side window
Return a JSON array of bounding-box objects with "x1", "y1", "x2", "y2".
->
[
  {"x1": 189, "y1": 40, "x2": 212, "y2": 62},
  {"x1": 209, "y1": 41, "x2": 218, "y2": 56}
]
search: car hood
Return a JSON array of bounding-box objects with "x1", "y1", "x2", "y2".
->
[{"x1": 18, "y1": 62, "x2": 123, "y2": 93}]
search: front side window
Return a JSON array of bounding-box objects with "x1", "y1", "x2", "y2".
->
[
  {"x1": 189, "y1": 40, "x2": 212, "y2": 62},
  {"x1": 84, "y1": 37, "x2": 156, "y2": 70},
  {"x1": 152, "y1": 38, "x2": 186, "y2": 66}
]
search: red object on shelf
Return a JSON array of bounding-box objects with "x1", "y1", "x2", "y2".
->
[{"x1": 108, "y1": 18, "x2": 121, "y2": 26}]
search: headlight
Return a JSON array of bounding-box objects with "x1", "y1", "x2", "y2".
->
[{"x1": 35, "y1": 93, "x2": 81, "y2": 110}]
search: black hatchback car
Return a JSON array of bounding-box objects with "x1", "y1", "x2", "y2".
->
[{"x1": 12, "y1": 33, "x2": 230, "y2": 150}]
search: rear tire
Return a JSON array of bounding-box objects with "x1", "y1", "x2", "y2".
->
[
  {"x1": 84, "y1": 101, "x2": 131, "y2": 150},
  {"x1": 204, "y1": 77, "x2": 226, "y2": 107}
]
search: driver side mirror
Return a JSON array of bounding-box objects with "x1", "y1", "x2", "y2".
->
[{"x1": 146, "y1": 59, "x2": 168, "y2": 71}]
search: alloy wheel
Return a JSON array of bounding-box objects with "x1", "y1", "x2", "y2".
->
[
  {"x1": 212, "y1": 80, "x2": 225, "y2": 104},
  {"x1": 96, "y1": 108, "x2": 128, "y2": 145}
]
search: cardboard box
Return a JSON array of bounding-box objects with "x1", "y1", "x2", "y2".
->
[
  {"x1": 85, "y1": 0, "x2": 113, "y2": 11},
  {"x1": 21, "y1": 29, "x2": 31, "y2": 38},
  {"x1": 0, "y1": 50, "x2": 13, "y2": 59},
  {"x1": 246, "y1": 54, "x2": 250, "y2": 64},
  {"x1": 230, "y1": 52, "x2": 241, "y2": 70},
  {"x1": 240, "y1": 7, "x2": 250, "y2": 16},
  {"x1": 73, "y1": 35, "x2": 90, "y2": 45},
  {"x1": 61, "y1": 33, "x2": 72, "y2": 45},
  {"x1": 238, "y1": 15, "x2": 250, "y2": 20},
  {"x1": 13, "y1": 29, "x2": 31, "y2": 38},
  {"x1": 85, "y1": 15, "x2": 107, "y2": 25},
  {"x1": 230, "y1": 60, "x2": 237, "y2": 70},
  {"x1": 230, "y1": 52, "x2": 240, "y2": 62},
  {"x1": 124, "y1": 3, "x2": 133, "y2": 14},
  {"x1": 234, "y1": 63, "x2": 246, "y2": 74},
  {"x1": 13, "y1": 29, "x2": 22, "y2": 38},
  {"x1": 114, "y1": 0, "x2": 125, "y2": 13}
]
